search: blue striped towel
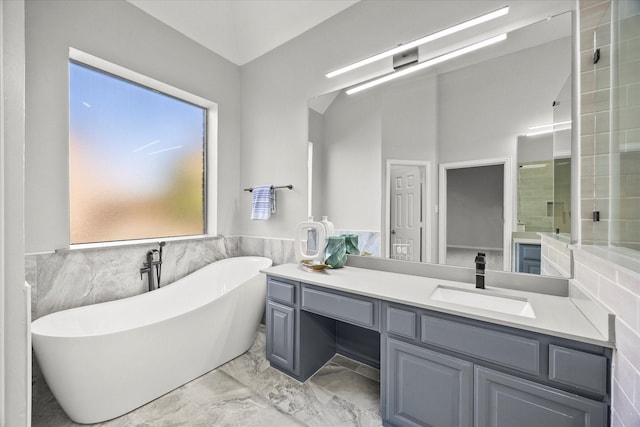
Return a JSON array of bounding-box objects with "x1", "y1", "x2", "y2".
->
[{"x1": 251, "y1": 185, "x2": 275, "y2": 220}]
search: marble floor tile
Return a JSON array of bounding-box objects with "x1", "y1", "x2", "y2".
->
[
  {"x1": 309, "y1": 363, "x2": 380, "y2": 414},
  {"x1": 354, "y1": 364, "x2": 381, "y2": 383},
  {"x1": 32, "y1": 328, "x2": 383, "y2": 427},
  {"x1": 330, "y1": 354, "x2": 362, "y2": 371}
]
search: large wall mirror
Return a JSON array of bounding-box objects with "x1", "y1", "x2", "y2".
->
[{"x1": 308, "y1": 5, "x2": 574, "y2": 277}]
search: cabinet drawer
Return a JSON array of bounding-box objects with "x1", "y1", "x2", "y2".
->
[
  {"x1": 267, "y1": 278, "x2": 297, "y2": 305},
  {"x1": 301, "y1": 286, "x2": 379, "y2": 331},
  {"x1": 421, "y1": 315, "x2": 540, "y2": 375},
  {"x1": 548, "y1": 345, "x2": 607, "y2": 395},
  {"x1": 385, "y1": 306, "x2": 417, "y2": 339}
]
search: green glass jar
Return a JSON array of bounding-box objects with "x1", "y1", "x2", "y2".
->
[
  {"x1": 342, "y1": 234, "x2": 360, "y2": 255},
  {"x1": 324, "y1": 236, "x2": 347, "y2": 269}
]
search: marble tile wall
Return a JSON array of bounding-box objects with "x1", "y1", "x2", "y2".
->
[
  {"x1": 335, "y1": 230, "x2": 380, "y2": 257},
  {"x1": 26, "y1": 233, "x2": 375, "y2": 321},
  {"x1": 26, "y1": 236, "x2": 240, "y2": 320},
  {"x1": 572, "y1": 246, "x2": 640, "y2": 426},
  {"x1": 238, "y1": 235, "x2": 296, "y2": 265}
]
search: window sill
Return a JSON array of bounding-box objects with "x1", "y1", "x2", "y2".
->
[{"x1": 59, "y1": 234, "x2": 223, "y2": 253}]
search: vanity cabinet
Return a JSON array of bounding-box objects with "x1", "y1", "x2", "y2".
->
[
  {"x1": 382, "y1": 303, "x2": 610, "y2": 427},
  {"x1": 265, "y1": 274, "x2": 611, "y2": 427}
]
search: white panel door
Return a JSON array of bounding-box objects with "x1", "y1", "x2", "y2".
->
[{"x1": 390, "y1": 166, "x2": 422, "y2": 261}]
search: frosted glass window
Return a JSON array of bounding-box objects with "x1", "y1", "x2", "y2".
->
[{"x1": 69, "y1": 61, "x2": 206, "y2": 244}]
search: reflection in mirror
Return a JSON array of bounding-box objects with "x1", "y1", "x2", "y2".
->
[
  {"x1": 515, "y1": 72, "x2": 572, "y2": 275},
  {"x1": 308, "y1": 10, "x2": 573, "y2": 277},
  {"x1": 445, "y1": 163, "x2": 506, "y2": 271}
]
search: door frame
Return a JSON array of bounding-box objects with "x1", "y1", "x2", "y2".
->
[
  {"x1": 384, "y1": 159, "x2": 431, "y2": 262},
  {"x1": 438, "y1": 157, "x2": 512, "y2": 271}
]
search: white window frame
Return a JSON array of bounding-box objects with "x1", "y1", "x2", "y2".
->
[{"x1": 68, "y1": 48, "x2": 218, "y2": 249}]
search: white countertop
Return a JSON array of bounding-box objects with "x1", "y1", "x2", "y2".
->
[{"x1": 263, "y1": 263, "x2": 614, "y2": 348}]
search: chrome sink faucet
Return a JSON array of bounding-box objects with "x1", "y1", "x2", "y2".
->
[{"x1": 475, "y1": 252, "x2": 486, "y2": 289}]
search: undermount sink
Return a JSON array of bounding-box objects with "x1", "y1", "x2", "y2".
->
[{"x1": 430, "y1": 286, "x2": 536, "y2": 319}]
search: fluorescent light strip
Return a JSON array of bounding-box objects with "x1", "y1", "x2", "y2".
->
[
  {"x1": 346, "y1": 33, "x2": 507, "y2": 95},
  {"x1": 528, "y1": 120, "x2": 572, "y2": 130},
  {"x1": 326, "y1": 6, "x2": 509, "y2": 79},
  {"x1": 524, "y1": 120, "x2": 572, "y2": 136},
  {"x1": 520, "y1": 163, "x2": 547, "y2": 169}
]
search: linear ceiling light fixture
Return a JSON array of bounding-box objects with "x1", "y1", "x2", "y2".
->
[
  {"x1": 326, "y1": 6, "x2": 509, "y2": 79},
  {"x1": 346, "y1": 33, "x2": 507, "y2": 95},
  {"x1": 524, "y1": 120, "x2": 572, "y2": 136}
]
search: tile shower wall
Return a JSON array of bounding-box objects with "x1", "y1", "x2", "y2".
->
[
  {"x1": 518, "y1": 160, "x2": 554, "y2": 232},
  {"x1": 610, "y1": 0, "x2": 640, "y2": 250},
  {"x1": 572, "y1": 247, "x2": 640, "y2": 426},
  {"x1": 581, "y1": 0, "x2": 640, "y2": 250},
  {"x1": 580, "y1": 0, "x2": 613, "y2": 245}
]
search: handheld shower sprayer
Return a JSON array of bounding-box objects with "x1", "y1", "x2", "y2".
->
[{"x1": 156, "y1": 241, "x2": 166, "y2": 287}]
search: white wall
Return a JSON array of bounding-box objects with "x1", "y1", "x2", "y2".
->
[
  {"x1": 2, "y1": 0, "x2": 29, "y2": 424},
  {"x1": 438, "y1": 37, "x2": 572, "y2": 164},
  {"x1": 25, "y1": 0, "x2": 241, "y2": 253},
  {"x1": 321, "y1": 89, "x2": 381, "y2": 230}
]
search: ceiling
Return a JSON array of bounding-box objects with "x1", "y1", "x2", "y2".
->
[{"x1": 127, "y1": 0, "x2": 359, "y2": 66}]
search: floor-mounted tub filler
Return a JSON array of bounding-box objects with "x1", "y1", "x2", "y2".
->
[{"x1": 31, "y1": 256, "x2": 273, "y2": 424}]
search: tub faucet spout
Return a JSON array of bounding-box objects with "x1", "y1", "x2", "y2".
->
[{"x1": 140, "y1": 249, "x2": 161, "y2": 292}]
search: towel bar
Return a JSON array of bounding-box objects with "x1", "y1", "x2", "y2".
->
[{"x1": 244, "y1": 185, "x2": 293, "y2": 192}]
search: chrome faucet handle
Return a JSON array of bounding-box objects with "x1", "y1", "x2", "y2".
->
[{"x1": 140, "y1": 265, "x2": 150, "y2": 280}]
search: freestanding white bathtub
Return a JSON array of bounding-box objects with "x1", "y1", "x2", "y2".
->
[{"x1": 31, "y1": 256, "x2": 273, "y2": 424}]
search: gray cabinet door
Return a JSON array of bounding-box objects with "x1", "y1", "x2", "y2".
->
[
  {"x1": 517, "y1": 244, "x2": 541, "y2": 274},
  {"x1": 475, "y1": 367, "x2": 607, "y2": 427},
  {"x1": 266, "y1": 301, "x2": 295, "y2": 373},
  {"x1": 385, "y1": 337, "x2": 473, "y2": 427}
]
